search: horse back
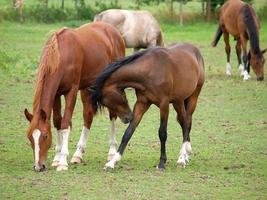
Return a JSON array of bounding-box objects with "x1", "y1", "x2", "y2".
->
[
  {"x1": 220, "y1": 0, "x2": 259, "y2": 37},
  {"x1": 55, "y1": 22, "x2": 125, "y2": 90},
  {"x1": 74, "y1": 22, "x2": 125, "y2": 89}
]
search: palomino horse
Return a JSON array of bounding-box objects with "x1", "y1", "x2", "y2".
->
[
  {"x1": 94, "y1": 9, "x2": 164, "y2": 52},
  {"x1": 212, "y1": 0, "x2": 266, "y2": 81},
  {"x1": 91, "y1": 43, "x2": 205, "y2": 170},
  {"x1": 24, "y1": 22, "x2": 125, "y2": 172}
]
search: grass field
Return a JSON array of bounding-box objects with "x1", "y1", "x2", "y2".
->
[{"x1": 0, "y1": 19, "x2": 267, "y2": 199}]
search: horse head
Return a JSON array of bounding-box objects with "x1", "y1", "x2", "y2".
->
[
  {"x1": 248, "y1": 49, "x2": 266, "y2": 81},
  {"x1": 24, "y1": 108, "x2": 52, "y2": 172},
  {"x1": 99, "y1": 86, "x2": 133, "y2": 124}
]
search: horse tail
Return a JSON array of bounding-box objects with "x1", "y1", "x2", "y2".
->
[
  {"x1": 156, "y1": 32, "x2": 164, "y2": 47},
  {"x1": 91, "y1": 49, "x2": 149, "y2": 111},
  {"x1": 211, "y1": 25, "x2": 223, "y2": 47},
  {"x1": 33, "y1": 30, "x2": 63, "y2": 112}
]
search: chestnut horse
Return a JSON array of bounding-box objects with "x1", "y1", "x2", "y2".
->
[
  {"x1": 24, "y1": 22, "x2": 125, "y2": 172},
  {"x1": 91, "y1": 43, "x2": 205, "y2": 170},
  {"x1": 212, "y1": 0, "x2": 266, "y2": 81}
]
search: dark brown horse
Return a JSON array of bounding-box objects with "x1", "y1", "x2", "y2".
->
[
  {"x1": 24, "y1": 22, "x2": 125, "y2": 172},
  {"x1": 212, "y1": 0, "x2": 266, "y2": 81},
  {"x1": 91, "y1": 43, "x2": 205, "y2": 170}
]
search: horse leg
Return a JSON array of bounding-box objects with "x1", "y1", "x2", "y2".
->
[
  {"x1": 240, "y1": 36, "x2": 250, "y2": 80},
  {"x1": 105, "y1": 99, "x2": 150, "y2": 170},
  {"x1": 51, "y1": 95, "x2": 63, "y2": 167},
  {"x1": 236, "y1": 39, "x2": 244, "y2": 75},
  {"x1": 223, "y1": 32, "x2": 232, "y2": 76},
  {"x1": 173, "y1": 101, "x2": 191, "y2": 167},
  {"x1": 71, "y1": 90, "x2": 94, "y2": 164},
  {"x1": 157, "y1": 98, "x2": 169, "y2": 171},
  {"x1": 107, "y1": 110, "x2": 117, "y2": 161},
  {"x1": 57, "y1": 86, "x2": 78, "y2": 171},
  {"x1": 174, "y1": 87, "x2": 202, "y2": 167}
]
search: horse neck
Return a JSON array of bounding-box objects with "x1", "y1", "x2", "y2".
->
[
  {"x1": 107, "y1": 64, "x2": 146, "y2": 90},
  {"x1": 243, "y1": 5, "x2": 261, "y2": 55},
  {"x1": 33, "y1": 73, "x2": 59, "y2": 119}
]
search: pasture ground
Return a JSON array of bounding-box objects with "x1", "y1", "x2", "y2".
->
[{"x1": 0, "y1": 21, "x2": 267, "y2": 199}]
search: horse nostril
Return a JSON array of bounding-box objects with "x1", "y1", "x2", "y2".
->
[{"x1": 257, "y1": 76, "x2": 264, "y2": 81}]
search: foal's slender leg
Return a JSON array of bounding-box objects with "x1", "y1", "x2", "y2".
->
[
  {"x1": 236, "y1": 39, "x2": 244, "y2": 75},
  {"x1": 71, "y1": 90, "x2": 94, "y2": 164},
  {"x1": 174, "y1": 88, "x2": 201, "y2": 167},
  {"x1": 173, "y1": 101, "x2": 191, "y2": 167},
  {"x1": 105, "y1": 100, "x2": 150, "y2": 169},
  {"x1": 223, "y1": 32, "x2": 232, "y2": 76},
  {"x1": 57, "y1": 86, "x2": 79, "y2": 171},
  {"x1": 107, "y1": 111, "x2": 117, "y2": 161},
  {"x1": 157, "y1": 99, "x2": 169, "y2": 170},
  {"x1": 51, "y1": 95, "x2": 63, "y2": 167},
  {"x1": 240, "y1": 36, "x2": 250, "y2": 80}
]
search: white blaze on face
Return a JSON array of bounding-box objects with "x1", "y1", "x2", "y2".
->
[{"x1": 32, "y1": 129, "x2": 41, "y2": 165}]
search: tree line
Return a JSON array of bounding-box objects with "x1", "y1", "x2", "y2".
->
[{"x1": 6, "y1": 0, "x2": 257, "y2": 23}]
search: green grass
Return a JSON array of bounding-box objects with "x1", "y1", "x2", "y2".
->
[{"x1": 0, "y1": 20, "x2": 267, "y2": 200}]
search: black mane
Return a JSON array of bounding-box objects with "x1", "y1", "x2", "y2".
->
[
  {"x1": 91, "y1": 48, "x2": 150, "y2": 111},
  {"x1": 242, "y1": 4, "x2": 260, "y2": 55}
]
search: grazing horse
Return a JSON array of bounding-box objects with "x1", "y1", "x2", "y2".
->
[
  {"x1": 212, "y1": 0, "x2": 266, "y2": 81},
  {"x1": 24, "y1": 22, "x2": 125, "y2": 172},
  {"x1": 91, "y1": 43, "x2": 205, "y2": 170},
  {"x1": 94, "y1": 9, "x2": 164, "y2": 52}
]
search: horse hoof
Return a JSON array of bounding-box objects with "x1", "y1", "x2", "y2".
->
[
  {"x1": 56, "y1": 165, "x2": 68, "y2": 171},
  {"x1": 70, "y1": 156, "x2": 82, "y2": 164},
  {"x1": 107, "y1": 154, "x2": 115, "y2": 161},
  {"x1": 226, "y1": 72, "x2": 232, "y2": 76},
  {"x1": 104, "y1": 162, "x2": 115, "y2": 171},
  {"x1": 177, "y1": 157, "x2": 186, "y2": 168},
  {"x1": 104, "y1": 165, "x2": 114, "y2": 171},
  {"x1": 156, "y1": 165, "x2": 165, "y2": 172}
]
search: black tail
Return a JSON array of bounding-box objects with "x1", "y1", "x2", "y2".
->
[
  {"x1": 211, "y1": 25, "x2": 223, "y2": 47},
  {"x1": 91, "y1": 49, "x2": 150, "y2": 111}
]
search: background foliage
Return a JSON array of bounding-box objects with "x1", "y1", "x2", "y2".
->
[{"x1": 0, "y1": 0, "x2": 265, "y2": 23}]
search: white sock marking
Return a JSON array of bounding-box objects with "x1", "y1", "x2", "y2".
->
[
  {"x1": 177, "y1": 141, "x2": 192, "y2": 167},
  {"x1": 52, "y1": 130, "x2": 63, "y2": 165},
  {"x1": 72, "y1": 126, "x2": 89, "y2": 159},
  {"x1": 108, "y1": 118, "x2": 117, "y2": 157},
  {"x1": 243, "y1": 70, "x2": 250, "y2": 81},
  {"x1": 226, "y1": 62, "x2": 232, "y2": 76},
  {"x1": 239, "y1": 64, "x2": 244, "y2": 76},
  {"x1": 32, "y1": 129, "x2": 41, "y2": 167},
  {"x1": 105, "y1": 152, "x2": 121, "y2": 169},
  {"x1": 58, "y1": 126, "x2": 70, "y2": 167}
]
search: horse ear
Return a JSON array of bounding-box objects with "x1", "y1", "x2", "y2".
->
[
  {"x1": 24, "y1": 108, "x2": 33, "y2": 122},
  {"x1": 262, "y1": 48, "x2": 267, "y2": 54},
  {"x1": 40, "y1": 109, "x2": 47, "y2": 121}
]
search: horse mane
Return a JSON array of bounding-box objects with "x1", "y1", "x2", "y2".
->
[
  {"x1": 91, "y1": 49, "x2": 150, "y2": 111},
  {"x1": 32, "y1": 28, "x2": 66, "y2": 113},
  {"x1": 242, "y1": 4, "x2": 260, "y2": 55}
]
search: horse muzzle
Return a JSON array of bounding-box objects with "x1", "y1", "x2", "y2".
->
[
  {"x1": 257, "y1": 76, "x2": 264, "y2": 81},
  {"x1": 120, "y1": 113, "x2": 134, "y2": 124},
  {"x1": 33, "y1": 163, "x2": 47, "y2": 172}
]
